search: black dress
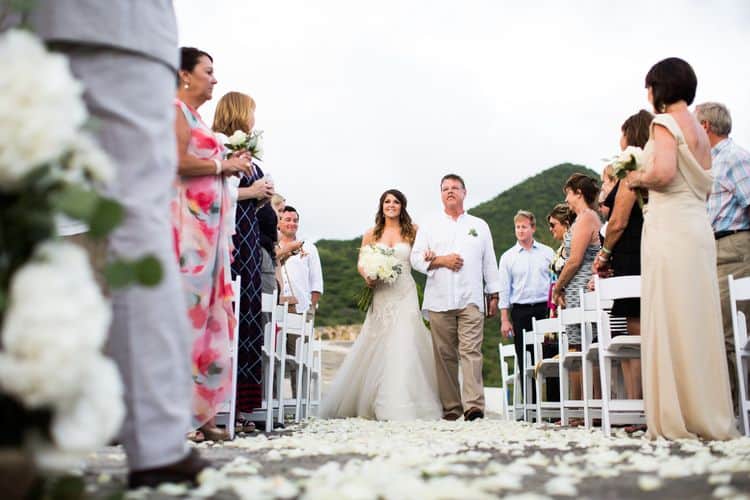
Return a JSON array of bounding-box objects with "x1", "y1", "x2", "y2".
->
[
  {"x1": 232, "y1": 164, "x2": 265, "y2": 414},
  {"x1": 602, "y1": 179, "x2": 643, "y2": 318}
]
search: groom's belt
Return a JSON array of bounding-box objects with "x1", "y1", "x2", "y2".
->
[
  {"x1": 511, "y1": 301, "x2": 548, "y2": 309},
  {"x1": 714, "y1": 228, "x2": 750, "y2": 240}
]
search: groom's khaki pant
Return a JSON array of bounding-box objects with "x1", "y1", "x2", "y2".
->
[{"x1": 428, "y1": 305, "x2": 485, "y2": 417}]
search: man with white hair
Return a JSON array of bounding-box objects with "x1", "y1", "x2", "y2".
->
[{"x1": 696, "y1": 101, "x2": 750, "y2": 410}]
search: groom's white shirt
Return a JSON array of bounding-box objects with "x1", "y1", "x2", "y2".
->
[{"x1": 411, "y1": 212, "x2": 500, "y2": 315}]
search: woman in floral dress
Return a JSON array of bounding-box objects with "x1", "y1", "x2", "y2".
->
[{"x1": 173, "y1": 47, "x2": 252, "y2": 440}]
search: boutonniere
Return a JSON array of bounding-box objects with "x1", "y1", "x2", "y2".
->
[{"x1": 468, "y1": 228, "x2": 478, "y2": 237}]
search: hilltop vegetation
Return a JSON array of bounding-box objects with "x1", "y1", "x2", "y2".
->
[{"x1": 314, "y1": 163, "x2": 599, "y2": 385}]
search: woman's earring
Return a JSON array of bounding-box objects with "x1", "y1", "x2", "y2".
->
[{"x1": 183, "y1": 82, "x2": 189, "y2": 89}]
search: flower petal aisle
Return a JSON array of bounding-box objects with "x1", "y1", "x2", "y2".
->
[{"x1": 86, "y1": 418, "x2": 750, "y2": 499}]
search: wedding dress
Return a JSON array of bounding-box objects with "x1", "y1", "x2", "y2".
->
[{"x1": 320, "y1": 242, "x2": 442, "y2": 420}]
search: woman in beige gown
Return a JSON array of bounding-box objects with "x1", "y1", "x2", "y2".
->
[{"x1": 627, "y1": 58, "x2": 737, "y2": 440}]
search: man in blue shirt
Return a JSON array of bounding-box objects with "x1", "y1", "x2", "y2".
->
[
  {"x1": 498, "y1": 210, "x2": 556, "y2": 401},
  {"x1": 696, "y1": 102, "x2": 750, "y2": 411}
]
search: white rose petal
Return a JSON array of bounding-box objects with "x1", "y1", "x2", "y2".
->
[{"x1": 638, "y1": 475, "x2": 663, "y2": 491}]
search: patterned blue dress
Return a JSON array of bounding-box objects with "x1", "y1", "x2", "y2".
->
[{"x1": 232, "y1": 164, "x2": 265, "y2": 413}]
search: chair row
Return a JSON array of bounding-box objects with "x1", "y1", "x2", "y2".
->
[
  {"x1": 499, "y1": 275, "x2": 644, "y2": 436},
  {"x1": 219, "y1": 283, "x2": 323, "y2": 435}
]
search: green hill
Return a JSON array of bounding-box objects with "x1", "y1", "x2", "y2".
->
[{"x1": 315, "y1": 163, "x2": 599, "y2": 385}]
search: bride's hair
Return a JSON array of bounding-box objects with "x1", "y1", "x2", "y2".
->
[{"x1": 373, "y1": 189, "x2": 416, "y2": 244}]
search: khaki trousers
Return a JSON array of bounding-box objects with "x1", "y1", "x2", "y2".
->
[
  {"x1": 717, "y1": 231, "x2": 750, "y2": 413},
  {"x1": 428, "y1": 305, "x2": 485, "y2": 417}
]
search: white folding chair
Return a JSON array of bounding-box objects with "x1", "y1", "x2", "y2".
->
[
  {"x1": 300, "y1": 314, "x2": 320, "y2": 419},
  {"x1": 215, "y1": 277, "x2": 241, "y2": 439},
  {"x1": 276, "y1": 306, "x2": 311, "y2": 424},
  {"x1": 558, "y1": 288, "x2": 601, "y2": 428},
  {"x1": 729, "y1": 274, "x2": 750, "y2": 436},
  {"x1": 306, "y1": 324, "x2": 323, "y2": 417},
  {"x1": 594, "y1": 275, "x2": 644, "y2": 436},
  {"x1": 532, "y1": 317, "x2": 562, "y2": 423},
  {"x1": 498, "y1": 343, "x2": 522, "y2": 421},
  {"x1": 244, "y1": 291, "x2": 281, "y2": 431}
]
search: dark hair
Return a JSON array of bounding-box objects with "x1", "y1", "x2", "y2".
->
[
  {"x1": 645, "y1": 57, "x2": 697, "y2": 112},
  {"x1": 547, "y1": 203, "x2": 576, "y2": 227},
  {"x1": 440, "y1": 173, "x2": 466, "y2": 190},
  {"x1": 373, "y1": 189, "x2": 417, "y2": 244},
  {"x1": 281, "y1": 205, "x2": 298, "y2": 219},
  {"x1": 621, "y1": 109, "x2": 654, "y2": 148},
  {"x1": 179, "y1": 47, "x2": 213, "y2": 73},
  {"x1": 563, "y1": 173, "x2": 600, "y2": 207}
]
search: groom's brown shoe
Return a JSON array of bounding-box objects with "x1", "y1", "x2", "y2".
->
[
  {"x1": 128, "y1": 449, "x2": 209, "y2": 489},
  {"x1": 464, "y1": 408, "x2": 484, "y2": 421},
  {"x1": 443, "y1": 413, "x2": 461, "y2": 421}
]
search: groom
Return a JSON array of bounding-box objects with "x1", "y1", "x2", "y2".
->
[{"x1": 411, "y1": 174, "x2": 500, "y2": 421}]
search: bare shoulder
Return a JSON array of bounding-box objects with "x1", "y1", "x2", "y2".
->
[{"x1": 361, "y1": 228, "x2": 376, "y2": 246}]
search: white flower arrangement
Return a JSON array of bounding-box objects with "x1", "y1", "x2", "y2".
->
[
  {"x1": 356, "y1": 244, "x2": 404, "y2": 311},
  {"x1": 224, "y1": 128, "x2": 264, "y2": 160},
  {"x1": 0, "y1": 242, "x2": 124, "y2": 458},
  {"x1": 608, "y1": 145, "x2": 646, "y2": 208},
  {"x1": 0, "y1": 27, "x2": 145, "y2": 472}
]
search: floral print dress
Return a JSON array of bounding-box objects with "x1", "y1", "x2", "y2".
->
[{"x1": 172, "y1": 99, "x2": 235, "y2": 427}]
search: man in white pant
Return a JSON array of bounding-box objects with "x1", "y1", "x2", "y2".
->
[{"x1": 30, "y1": 0, "x2": 201, "y2": 488}]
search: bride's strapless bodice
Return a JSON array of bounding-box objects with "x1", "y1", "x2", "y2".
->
[{"x1": 369, "y1": 242, "x2": 418, "y2": 322}]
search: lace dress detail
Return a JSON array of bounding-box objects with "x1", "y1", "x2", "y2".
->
[{"x1": 320, "y1": 243, "x2": 442, "y2": 420}]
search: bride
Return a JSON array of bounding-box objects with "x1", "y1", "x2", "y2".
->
[{"x1": 320, "y1": 189, "x2": 442, "y2": 420}]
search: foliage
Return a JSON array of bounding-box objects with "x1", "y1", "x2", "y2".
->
[{"x1": 315, "y1": 163, "x2": 598, "y2": 385}]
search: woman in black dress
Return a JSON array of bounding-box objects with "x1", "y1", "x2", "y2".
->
[{"x1": 594, "y1": 109, "x2": 652, "y2": 401}]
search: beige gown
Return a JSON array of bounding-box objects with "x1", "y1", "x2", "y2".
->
[{"x1": 641, "y1": 114, "x2": 738, "y2": 440}]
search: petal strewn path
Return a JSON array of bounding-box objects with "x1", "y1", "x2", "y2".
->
[{"x1": 85, "y1": 418, "x2": 750, "y2": 499}]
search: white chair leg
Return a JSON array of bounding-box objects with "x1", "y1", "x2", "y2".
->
[
  {"x1": 739, "y1": 355, "x2": 750, "y2": 436},
  {"x1": 600, "y1": 357, "x2": 612, "y2": 436}
]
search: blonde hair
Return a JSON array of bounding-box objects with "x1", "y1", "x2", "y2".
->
[
  {"x1": 602, "y1": 164, "x2": 615, "y2": 182},
  {"x1": 513, "y1": 210, "x2": 536, "y2": 227},
  {"x1": 212, "y1": 91, "x2": 256, "y2": 135},
  {"x1": 271, "y1": 193, "x2": 286, "y2": 209}
]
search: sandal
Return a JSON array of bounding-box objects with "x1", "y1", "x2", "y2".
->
[
  {"x1": 187, "y1": 430, "x2": 205, "y2": 443},
  {"x1": 200, "y1": 425, "x2": 230, "y2": 442},
  {"x1": 624, "y1": 424, "x2": 647, "y2": 434},
  {"x1": 235, "y1": 419, "x2": 256, "y2": 434}
]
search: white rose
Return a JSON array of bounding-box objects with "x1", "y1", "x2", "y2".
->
[
  {"x1": 0, "y1": 241, "x2": 111, "y2": 408},
  {"x1": 0, "y1": 30, "x2": 87, "y2": 188},
  {"x1": 51, "y1": 356, "x2": 125, "y2": 452},
  {"x1": 2, "y1": 241, "x2": 110, "y2": 359},
  {"x1": 227, "y1": 130, "x2": 249, "y2": 146}
]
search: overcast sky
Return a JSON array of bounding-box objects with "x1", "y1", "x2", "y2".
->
[{"x1": 175, "y1": 0, "x2": 750, "y2": 242}]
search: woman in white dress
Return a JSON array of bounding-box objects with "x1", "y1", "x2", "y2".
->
[{"x1": 321, "y1": 190, "x2": 442, "y2": 420}]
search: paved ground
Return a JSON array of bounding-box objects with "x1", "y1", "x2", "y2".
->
[{"x1": 71, "y1": 340, "x2": 750, "y2": 499}]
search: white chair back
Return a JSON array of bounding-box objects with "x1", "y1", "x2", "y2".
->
[
  {"x1": 593, "y1": 275, "x2": 644, "y2": 436},
  {"x1": 498, "y1": 343, "x2": 520, "y2": 420},
  {"x1": 729, "y1": 275, "x2": 750, "y2": 435}
]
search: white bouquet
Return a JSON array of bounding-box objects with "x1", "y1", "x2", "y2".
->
[
  {"x1": 608, "y1": 146, "x2": 646, "y2": 208},
  {"x1": 224, "y1": 129, "x2": 264, "y2": 160},
  {"x1": 357, "y1": 245, "x2": 404, "y2": 311}
]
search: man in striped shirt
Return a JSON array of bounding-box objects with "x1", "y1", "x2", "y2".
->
[{"x1": 696, "y1": 102, "x2": 750, "y2": 412}]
